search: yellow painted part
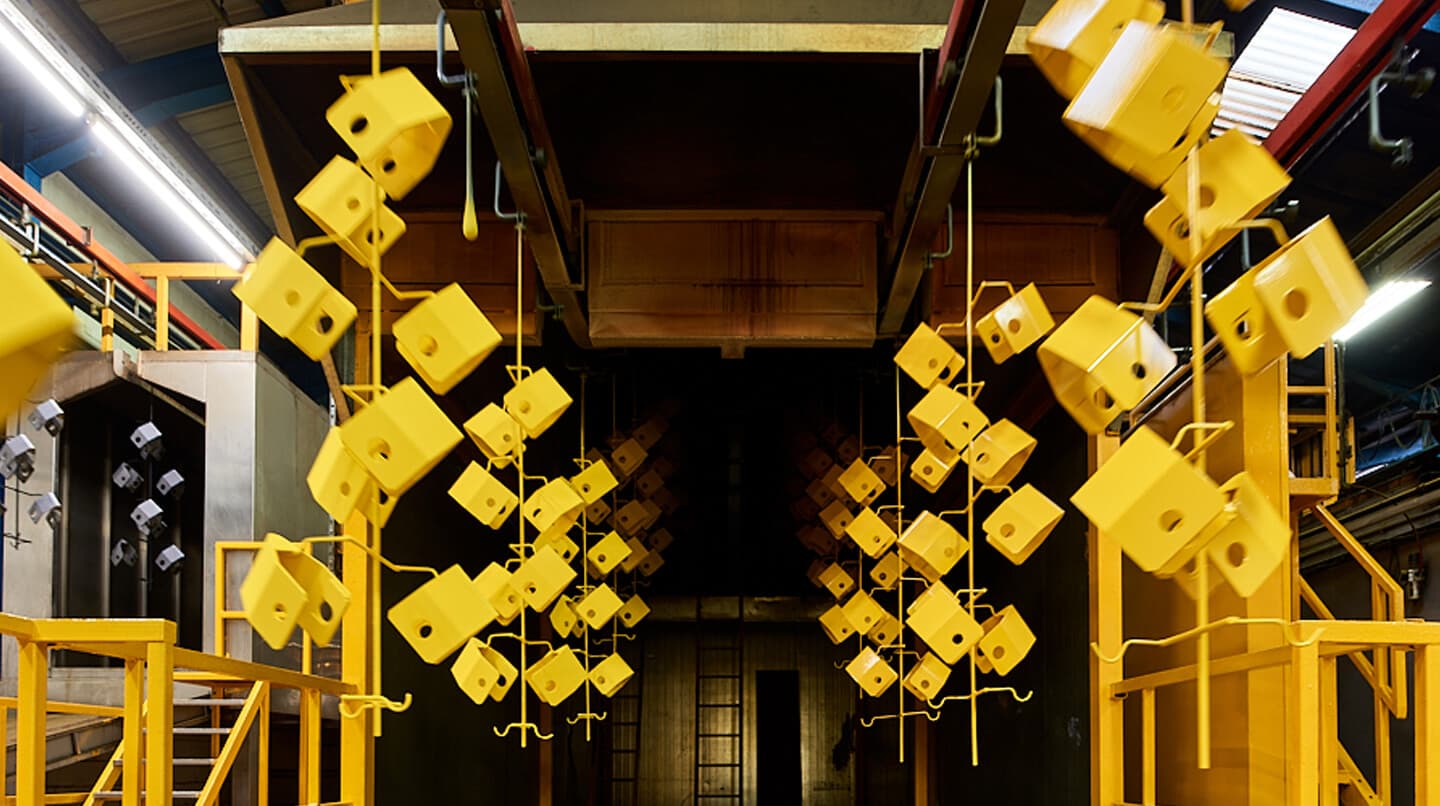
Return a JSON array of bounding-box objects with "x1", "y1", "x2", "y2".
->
[
  {"x1": 393, "y1": 283, "x2": 501, "y2": 395},
  {"x1": 326, "y1": 67, "x2": 452, "y2": 201},
  {"x1": 611, "y1": 438, "x2": 649, "y2": 479},
  {"x1": 571, "y1": 460, "x2": 619, "y2": 505},
  {"x1": 1027, "y1": 0, "x2": 1165, "y2": 100},
  {"x1": 1063, "y1": 22, "x2": 1226, "y2": 182},
  {"x1": 906, "y1": 581, "x2": 984, "y2": 665},
  {"x1": 340, "y1": 377, "x2": 463, "y2": 497},
  {"x1": 632, "y1": 416, "x2": 667, "y2": 449},
  {"x1": 819, "y1": 500, "x2": 855, "y2": 539},
  {"x1": 818, "y1": 562, "x2": 855, "y2": 600},
  {"x1": 869, "y1": 612, "x2": 901, "y2": 648},
  {"x1": 463, "y1": 403, "x2": 525, "y2": 469},
  {"x1": 618, "y1": 537, "x2": 649, "y2": 573},
  {"x1": 638, "y1": 549, "x2": 666, "y2": 577},
  {"x1": 961, "y1": 418, "x2": 1037, "y2": 487},
  {"x1": 637, "y1": 499, "x2": 664, "y2": 532},
  {"x1": 648, "y1": 528, "x2": 675, "y2": 552},
  {"x1": 472, "y1": 563, "x2": 523, "y2": 626},
  {"x1": 1205, "y1": 472, "x2": 1289, "y2": 598},
  {"x1": 819, "y1": 604, "x2": 856, "y2": 644},
  {"x1": 1205, "y1": 270, "x2": 1289, "y2": 376},
  {"x1": 977, "y1": 605, "x2": 1036, "y2": 677},
  {"x1": 504, "y1": 368, "x2": 574, "y2": 439},
  {"x1": 897, "y1": 511, "x2": 970, "y2": 583},
  {"x1": 1071, "y1": 426, "x2": 1226, "y2": 575},
  {"x1": 868, "y1": 552, "x2": 906, "y2": 591},
  {"x1": 907, "y1": 384, "x2": 990, "y2": 458},
  {"x1": 636, "y1": 469, "x2": 666, "y2": 498},
  {"x1": 577, "y1": 583, "x2": 624, "y2": 629},
  {"x1": 238, "y1": 542, "x2": 307, "y2": 651},
  {"x1": 797, "y1": 523, "x2": 838, "y2": 555},
  {"x1": 585, "y1": 499, "x2": 612, "y2": 524},
  {"x1": 450, "y1": 638, "x2": 501, "y2": 705},
  {"x1": 1144, "y1": 129, "x2": 1292, "y2": 268},
  {"x1": 232, "y1": 238, "x2": 356, "y2": 361},
  {"x1": 512, "y1": 545, "x2": 578, "y2": 612},
  {"x1": 617, "y1": 594, "x2": 651, "y2": 628},
  {"x1": 480, "y1": 643, "x2": 519, "y2": 702},
  {"x1": 806, "y1": 476, "x2": 837, "y2": 507},
  {"x1": 589, "y1": 652, "x2": 635, "y2": 697},
  {"x1": 1038, "y1": 295, "x2": 1177, "y2": 434},
  {"x1": 585, "y1": 531, "x2": 633, "y2": 577},
  {"x1": 983, "y1": 484, "x2": 1064, "y2": 566},
  {"x1": 903, "y1": 652, "x2": 953, "y2": 702},
  {"x1": 281, "y1": 548, "x2": 351, "y2": 647},
  {"x1": 614, "y1": 499, "x2": 651, "y2": 536},
  {"x1": 1252, "y1": 216, "x2": 1369, "y2": 360},
  {"x1": 801, "y1": 446, "x2": 835, "y2": 480},
  {"x1": 449, "y1": 462, "x2": 519, "y2": 530},
  {"x1": 835, "y1": 435, "x2": 861, "y2": 465},
  {"x1": 820, "y1": 464, "x2": 850, "y2": 504},
  {"x1": 549, "y1": 596, "x2": 579, "y2": 639},
  {"x1": 386, "y1": 565, "x2": 496, "y2": 664},
  {"x1": 527, "y1": 646, "x2": 586, "y2": 706},
  {"x1": 0, "y1": 242, "x2": 74, "y2": 421},
  {"x1": 845, "y1": 507, "x2": 899, "y2": 559},
  {"x1": 838, "y1": 458, "x2": 886, "y2": 508},
  {"x1": 975, "y1": 283, "x2": 1056, "y2": 364},
  {"x1": 533, "y1": 523, "x2": 580, "y2": 564},
  {"x1": 306, "y1": 428, "x2": 375, "y2": 525},
  {"x1": 522, "y1": 478, "x2": 585, "y2": 533},
  {"x1": 894, "y1": 322, "x2": 965, "y2": 389},
  {"x1": 909, "y1": 447, "x2": 957, "y2": 493},
  {"x1": 294, "y1": 156, "x2": 408, "y2": 267},
  {"x1": 846, "y1": 647, "x2": 899, "y2": 697},
  {"x1": 841, "y1": 590, "x2": 887, "y2": 636}
]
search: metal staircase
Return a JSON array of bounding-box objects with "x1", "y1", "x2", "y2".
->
[
  {"x1": 693, "y1": 600, "x2": 743, "y2": 804},
  {"x1": 84, "y1": 680, "x2": 269, "y2": 804}
]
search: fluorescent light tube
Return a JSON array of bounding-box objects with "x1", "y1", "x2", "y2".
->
[
  {"x1": 0, "y1": 9, "x2": 83, "y2": 117},
  {"x1": 91, "y1": 121, "x2": 245, "y2": 269},
  {"x1": 1334, "y1": 279, "x2": 1430, "y2": 342}
]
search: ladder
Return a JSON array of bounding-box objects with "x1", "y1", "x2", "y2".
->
[
  {"x1": 608, "y1": 641, "x2": 643, "y2": 806},
  {"x1": 693, "y1": 599, "x2": 743, "y2": 803},
  {"x1": 83, "y1": 680, "x2": 268, "y2": 804}
]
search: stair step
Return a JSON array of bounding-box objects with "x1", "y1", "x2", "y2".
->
[
  {"x1": 94, "y1": 792, "x2": 202, "y2": 800},
  {"x1": 172, "y1": 727, "x2": 231, "y2": 735},
  {"x1": 176, "y1": 698, "x2": 248, "y2": 707},
  {"x1": 114, "y1": 758, "x2": 217, "y2": 767}
]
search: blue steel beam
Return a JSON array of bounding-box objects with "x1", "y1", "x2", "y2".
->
[{"x1": 1318, "y1": 0, "x2": 1440, "y2": 33}]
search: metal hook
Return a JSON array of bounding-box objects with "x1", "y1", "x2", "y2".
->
[
  {"x1": 1090, "y1": 616, "x2": 1323, "y2": 665},
  {"x1": 494, "y1": 161, "x2": 522, "y2": 223},
  {"x1": 434, "y1": 11, "x2": 468, "y2": 86},
  {"x1": 566, "y1": 711, "x2": 609, "y2": 726},
  {"x1": 339, "y1": 692, "x2": 413, "y2": 719},
  {"x1": 494, "y1": 722, "x2": 554, "y2": 741}
]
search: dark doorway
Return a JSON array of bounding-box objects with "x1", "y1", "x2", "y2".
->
[{"x1": 756, "y1": 669, "x2": 802, "y2": 805}]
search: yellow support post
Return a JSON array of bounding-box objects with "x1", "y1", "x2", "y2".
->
[
  {"x1": 1320, "y1": 658, "x2": 1338, "y2": 806},
  {"x1": 1142, "y1": 688, "x2": 1156, "y2": 806},
  {"x1": 1088, "y1": 434, "x2": 1124, "y2": 806},
  {"x1": 257, "y1": 685, "x2": 270, "y2": 806},
  {"x1": 340, "y1": 511, "x2": 374, "y2": 806},
  {"x1": 1419, "y1": 644, "x2": 1439, "y2": 806},
  {"x1": 123, "y1": 659, "x2": 144, "y2": 806},
  {"x1": 299, "y1": 688, "x2": 321, "y2": 805},
  {"x1": 16, "y1": 640, "x2": 48, "y2": 806},
  {"x1": 155, "y1": 276, "x2": 170, "y2": 351},
  {"x1": 1290, "y1": 641, "x2": 1319, "y2": 806},
  {"x1": 101, "y1": 305, "x2": 114, "y2": 353},
  {"x1": 145, "y1": 641, "x2": 173, "y2": 806},
  {"x1": 241, "y1": 304, "x2": 259, "y2": 351}
]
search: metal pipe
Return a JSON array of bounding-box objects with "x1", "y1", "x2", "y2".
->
[{"x1": 435, "y1": 12, "x2": 468, "y2": 86}]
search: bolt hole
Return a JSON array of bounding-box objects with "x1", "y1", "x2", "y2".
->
[
  {"x1": 346, "y1": 197, "x2": 360, "y2": 211},
  {"x1": 1226, "y1": 541, "x2": 1248, "y2": 568},
  {"x1": 418, "y1": 623, "x2": 432, "y2": 639},
  {"x1": 339, "y1": 481, "x2": 351, "y2": 496},
  {"x1": 382, "y1": 159, "x2": 397, "y2": 174},
  {"x1": 1236, "y1": 319, "x2": 1251, "y2": 341},
  {"x1": 284, "y1": 290, "x2": 301, "y2": 306},
  {"x1": 319, "y1": 601, "x2": 334, "y2": 621},
  {"x1": 992, "y1": 645, "x2": 1007, "y2": 660},
  {"x1": 1284, "y1": 288, "x2": 1309, "y2": 319},
  {"x1": 316, "y1": 314, "x2": 335, "y2": 334},
  {"x1": 1160, "y1": 509, "x2": 1184, "y2": 533},
  {"x1": 370, "y1": 440, "x2": 391, "y2": 462},
  {"x1": 273, "y1": 603, "x2": 287, "y2": 619},
  {"x1": 1094, "y1": 388, "x2": 1115, "y2": 410},
  {"x1": 1000, "y1": 523, "x2": 1015, "y2": 538},
  {"x1": 349, "y1": 116, "x2": 369, "y2": 135},
  {"x1": 1197, "y1": 185, "x2": 1217, "y2": 208},
  {"x1": 1131, "y1": 362, "x2": 1147, "y2": 380},
  {"x1": 419, "y1": 335, "x2": 439, "y2": 356}
]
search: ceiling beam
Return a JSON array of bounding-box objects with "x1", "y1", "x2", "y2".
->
[
  {"x1": 1266, "y1": 0, "x2": 1440, "y2": 170},
  {"x1": 876, "y1": 0, "x2": 1026, "y2": 336},
  {"x1": 439, "y1": 0, "x2": 590, "y2": 348}
]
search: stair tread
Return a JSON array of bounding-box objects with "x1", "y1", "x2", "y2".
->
[
  {"x1": 114, "y1": 758, "x2": 217, "y2": 766},
  {"x1": 176, "y1": 698, "x2": 248, "y2": 707},
  {"x1": 94, "y1": 791, "x2": 202, "y2": 799}
]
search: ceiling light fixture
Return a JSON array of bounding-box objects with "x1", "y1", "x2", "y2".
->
[
  {"x1": 1334, "y1": 278, "x2": 1430, "y2": 341},
  {"x1": 0, "y1": 1, "x2": 256, "y2": 268}
]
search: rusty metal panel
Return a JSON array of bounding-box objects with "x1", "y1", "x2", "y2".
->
[
  {"x1": 929, "y1": 214, "x2": 1119, "y2": 329},
  {"x1": 588, "y1": 211, "x2": 879, "y2": 348}
]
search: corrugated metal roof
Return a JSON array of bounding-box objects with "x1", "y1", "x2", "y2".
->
[
  {"x1": 65, "y1": 0, "x2": 327, "y2": 228},
  {"x1": 1214, "y1": 8, "x2": 1355, "y2": 139}
]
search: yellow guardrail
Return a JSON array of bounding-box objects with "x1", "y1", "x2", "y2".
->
[{"x1": 0, "y1": 612, "x2": 353, "y2": 806}]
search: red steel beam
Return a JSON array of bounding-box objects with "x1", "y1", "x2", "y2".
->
[
  {"x1": 0, "y1": 159, "x2": 228, "y2": 350},
  {"x1": 1266, "y1": 0, "x2": 1440, "y2": 169}
]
